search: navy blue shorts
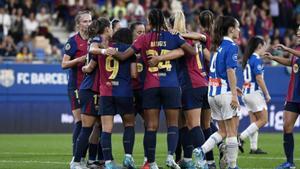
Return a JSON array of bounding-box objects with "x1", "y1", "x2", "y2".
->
[
  {"x1": 99, "y1": 96, "x2": 134, "y2": 116},
  {"x1": 79, "y1": 89, "x2": 99, "y2": 116},
  {"x1": 182, "y1": 87, "x2": 210, "y2": 110},
  {"x1": 284, "y1": 101, "x2": 300, "y2": 114},
  {"x1": 133, "y1": 89, "x2": 143, "y2": 116},
  {"x1": 143, "y1": 87, "x2": 181, "y2": 109},
  {"x1": 68, "y1": 89, "x2": 81, "y2": 110}
]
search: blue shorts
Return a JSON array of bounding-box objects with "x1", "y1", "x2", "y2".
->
[
  {"x1": 79, "y1": 89, "x2": 99, "y2": 116},
  {"x1": 284, "y1": 101, "x2": 300, "y2": 114},
  {"x1": 143, "y1": 87, "x2": 181, "y2": 109},
  {"x1": 68, "y1": 89, "x2": 81, "y2": 110},
  {"x1": 182, "y1": 87, "x2": 210, "y2": 110},
  {"x1": 133, "y1": 89, "x2": 143, "y2": 116},
  {"x1": 99, "y1": 96, "x2": 134, "y2": 116}
]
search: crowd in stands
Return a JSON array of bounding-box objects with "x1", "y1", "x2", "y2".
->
[{"x1": 0, "y1": 0, "x2": 299, "y2": 65}]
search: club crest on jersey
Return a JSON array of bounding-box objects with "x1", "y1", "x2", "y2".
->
[
  {"x1": 232, "y1": 54, "x2": 238, "y2": 61},
  {"x1": 0, "y1": 69, "x2": 15, "y2": 87},
  {"x1": 65, "y1": 43, "x2": 71, "y2": 51},
  {"x1": 293, "y1": 63, "x2": 299, "y2": 73}
]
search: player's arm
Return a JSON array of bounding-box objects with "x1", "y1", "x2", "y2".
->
[
  {"x1": 181, "y1": 32, "x2": 206, "y2": 41},
  {"x1": 82, "y1": 59, "x2": 97, "y2": 73},
  {"x1": 256, "y1": 74, "x2": 271, "y2": 102},
  {"x1": 108, "y1": 47, "x2": 135, "y2": 61},
  {"x1": 61, "y1": 54, "x2": 86, "y2": 69},
  {"x1": 131, "y1": 62, "x2": 138, "y2": 79},
  {"x1": 264, "y1": 52, "x2": 291, "y2": 66},
  {"x1": 147, "y1": 48, "x2": 184, "y2": 66},
  {"x1": 180, "y1": 42, "x2": 197, "y2": 56},
  {"x1": 227, "y1": 68, "x2": 240, "y2": 110},
  {"x1": 275, "y1": 44, "x2": 300, "y2": 57},
  {"x1": 89, "y1": 42, "x2": 107, "y2": 55}
]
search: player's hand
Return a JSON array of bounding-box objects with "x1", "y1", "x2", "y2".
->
[
  {"x1": 77, "y1": 55, "x2": 87, "y2": 63},
  {"x1": 274, "y1": 44, "x2": 288, "y2": 51},
  {"x1": 82, "y1": 65, "x2": 88, "y2": 73},
  {"x1": 262, "y1": 52, "x2": 273, "y2": 60},
  {"x1": 106, "y1": 47, "x2": 117, "y2": 55},
  {"x1": 148, "y1": 55, "x2": 162, "y2": 67},
  {"x1": 236, "y1": 87, "x2": 243, "y2": 97},
  {"x1": 265, "y1": 94, "x2": 271, "y2": 103},
  {"x1": 230, "y1": 95, "x2": 240, "y2": 111},
  {"x1": 200, "y1": 34, "x2": 207, "y2": 42}
]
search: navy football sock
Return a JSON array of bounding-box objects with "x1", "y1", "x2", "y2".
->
[
  {"x1": 284, "y1": 133, "x2": 294, "y2": 163},
  {"x1": 74, "y1": 127, "x2": 93, "y2": 162},
  {"x1": 175, "y1": 127, "x2": 184, "y2": 161},
  {"x1": 145, "y1": 130, "x2": 157, "y2": 163},
  {"x1": 88, "y1": 143, "x2": 98, "y2": 161},
  {"x1": 72, "y1": 121, "x2": 82, "y2": 156},
  {"x1": 97, "y1": 140, "x2": 104, "y2": 161},
  {"x1": 123, "y1": 126, "x2": 135, "y2": 155},
  {"x1": 101, "y1": 132, "x2": 112, "y2": 161},
  {"x1": 167, "y1": 126, "x2": 179, "y2": 155},
  {"x1": 190, "y1": 126, "x2": 205, "y2": 148},
  {"x1": 181, "y1": 127, "x2": 193, "y2": 159},
  {"x1": 203, "y1": 128, "x2": 214, "y2": 161},
  {"x1": 143, "y1": 127, "x2": 147, "y2": 158}
]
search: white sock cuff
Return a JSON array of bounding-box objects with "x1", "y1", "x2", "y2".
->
[
  {"x1": 226, "y1": 137, "x2": 238, "y2": 145},
  {"x1": 211, "y1": 132, "x2": 223, "y2": 143}
]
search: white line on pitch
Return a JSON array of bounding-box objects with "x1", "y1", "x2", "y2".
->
[{"x1": 0, "y1": 160, "x2": 67, "y2": 165}]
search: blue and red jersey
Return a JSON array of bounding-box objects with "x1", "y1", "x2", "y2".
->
[
  {"x1": 131, "y1": 30, "x2": 186, "y2": 90},
  {"x1": 178, "y1": 39, "x2": 208, "y2": 90},
  {"x1": 242, "y1": 53, "x2": 264, "y2": 95},
  {"x1": 131, "y1": 55, "x2": 146, "y2": 90},
  {"x1": 64, "y1": 33, "x2": 88, "y2": 90},
  {"x1": 286, "y1": 48, "x2": 300, "y2": 103},
  {"x1": 80, "y1": 36, "x2": 102, "y2": 93},
  {"x1": 96, "y1": 43, "x2": 134, "y2": 97},
  {"x1": 208, "y1": 37, "x2": 238, "y2": 96}
]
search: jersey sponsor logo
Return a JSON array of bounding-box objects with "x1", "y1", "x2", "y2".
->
[
  {"x1": 209, "y1": 78, "x2": 222, "y2": 87},
  {"x1": 0, "y1": 69, "x2": 15, "y2": 87},
  {"x1": 293, "y1": 63, "x2": 299, "y2": 73},
  {"x1": 65, "y1": 43, "x2": 71, "y2": 51}
]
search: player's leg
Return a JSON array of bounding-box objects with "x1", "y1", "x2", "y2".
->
[
  {"x1": 162, "y1": 87, "x2": 181, "y2": 169},
  {"x1": 99, "y1": 96, "x2": 117, "y2": 169},
  {"x1": 276, "y1": 103, "x2": 299, "y2": 169},
  {"x1": 72, "y1": 90, "x2": 98, "y2": 169},
  {"x1": 68, "y1": 89, "x2": 82, "y2": 161},
  {"x1": 119, "y1": 96, "x2": 136, "y2": 168},
  {"x1": 142, "y1": 88, "x2": 161, "y2": 169}
]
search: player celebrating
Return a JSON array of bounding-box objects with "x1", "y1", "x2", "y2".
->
[
  {"x1": 239, "y1": 36, "x2": 270, "y2": 155},
  {"x1": 107, "y1": 8, "x2": 196, "y2": 169},
  {"x1": 264, "y1": 25, "x2": 300, "y2": 169},
  {"x1": 193, "y1": 15, "x2": 241, "y2": 169},
  {"x1": 167, "y1": 10, "x2": 210, "y2": 169},
  {"x1": 61, "y1": 10, "x2": 92, "y2": 166}
]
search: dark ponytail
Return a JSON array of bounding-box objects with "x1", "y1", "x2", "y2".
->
[
  {"x1": 148, "y1": 8, "x2": 168, "y2": 42},
  {"x1": 211, "y1": 15, "x2": 237, "y2": 52},
  {"x1": 242, "y1": 36, "x2": 265, "y2": 69},
  {"x1": 199, "y1": 10, "x2": 214, "y2": 34},
  {"x1": 88, "y1": 17, "x2": 110, "y2": 38}
]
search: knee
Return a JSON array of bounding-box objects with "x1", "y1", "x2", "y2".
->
[
  {"x1": 147, "y1": 121, "x2": 159, "y2": 131},
  {"x1": 283, "y1": 123, "x2": 294, "y2": 133},
  {"x1": 102, "y1": 123, "x2": 113, "y2": 133}
]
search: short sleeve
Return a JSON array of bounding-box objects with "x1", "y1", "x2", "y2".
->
[
  {"x1": 253, "y1": 58, "x2": 264, "y2": 75},
  {"x1": 91, "y1": 36, "x2": 102, "y2": 44},
  {"x1": 173, "y1": 33, "x2": 186, "y2": 47},
  {"x1": 131, "y1": 35, "x2": 144, "y2": 53},
  {"x1": 226, "y1": 44, "x2": 238, "y2": 69},
  {"x1": 64, "y1": 37, "x2": 77, "y2": 58}
]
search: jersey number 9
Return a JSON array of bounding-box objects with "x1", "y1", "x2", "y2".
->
[{"x1": 105, "y1": 56, "x2": 119, "y2": 79}]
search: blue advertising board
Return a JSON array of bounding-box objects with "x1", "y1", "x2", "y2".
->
[{"x1": 0, "y1": 63, "x2": 299, "y2": 133}]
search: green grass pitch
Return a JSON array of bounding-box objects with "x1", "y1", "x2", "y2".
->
[{"x1": 0, "y1": 133, "x2": 299, "y2": 169}]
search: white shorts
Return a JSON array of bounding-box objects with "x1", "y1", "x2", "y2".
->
[
  {"x1": 242, "y1": 90, "x2": 267, "y2": 113},
  {"x1": 208, "y1": 92, "x2": 239, "y2": 121}
]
